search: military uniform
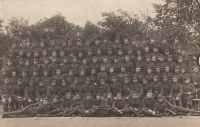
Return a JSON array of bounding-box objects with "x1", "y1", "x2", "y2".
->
[
  {"x1": 170, "y1": 81, "x2": 183, "y2": 106},
  {"x1": 182, "y1": 80, "x2": 195, "y2": 108},
  {"x1": 150, "y1": 81, "x2": 163, "y2": 99}
]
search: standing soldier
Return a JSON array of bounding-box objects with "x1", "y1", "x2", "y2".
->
[
  {"x1": 91, "y1": 56, "x2": 100, "y2": 73},
  {"x1": 123, "y1": 38, "x2": 131, "y2": 55},
  {"x1": 58, "y1": 79, "x2": 70, "y2": 101},
  {"x1": 36, "y1": 79, "x2": 47, "y2": 102},
  {"x1": 135, "y1": 55, "x2": 145, "y2": 73},
  {"x1": 112, "y1": 36, "x2": 122, "y2": 55}
]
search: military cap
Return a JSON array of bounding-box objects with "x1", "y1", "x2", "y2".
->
[
  {"x1": 178, "y1": 55, "x2": 183, "y2": 59},
  {"x1": 74, "y1": 77, "x2": 78, "y2": 80},
  {"x1": 17, "y1": 78, "x2": 22, "y2": 82},
  {"x1": 175, "y1": 66, "x2": 179, "y2": 69},
  {"x1": 118, "y1": 48, "x2": 123, "y2": 51},
  {"x1": 162, "y1": 75, "x2": 168, "y2": 79},
  {"x1": 153, "y1": 75, "x2": 158, "y2": 78},
  {"x1": 33, "y1": 69, "x2": 38, "y2": 72},
  {"x1": 39, "y1": 79, "x2": 44, "y2": 83},
  {"x1": 74, "y1": 93, "x2": 80, "y2": 96},
  {"x1": 155, "y1": 65, "x2": 160, "y2": 68},
  {"x1": 96, "y1": 93, "x2": 101, "y2": 97},
  {"x1": 172, "y1": 75, "x2": 177, "y2": 79},
  {"x1": 168, "y1": 55, "x2": 172, "y2": 58},
  {"x1": 44, "y1": 97, "x2": 49, "y2": 101},
  {"x1": 117, "y1": 93, "x2": 122, "y2": 96},
  {"x1": 184, "y1": 77, "x2": 189, "y2": 80},
  {"x1": 18, "y1": 58, "x2": 23, "y2": 62},
  {"x1": 85, "y1": 77, "x2": 90, "y2": 81},
  {"x1": 54, "y1": 95, "x2": 59, "y2": 100},
  {"x1": 112, "y1": 75, "x2": 117, "y2": 79},
  {"x1": 65, "y1": 92, "x2": 71, "y2": 96},
  {"x1": 29, "y1": 79, "x2": 35, "y2": 83},
  {"x1": 86, "y1": 93, "x2": 91, "y2": 97},
  {"x1": 132, "y1": 76, "x2": 138, "y2": 80},
  {"x1": 107, "y1": 92, "x2": 112, "y2": 95},
  {"x1": 124, "y1": 77, "x2": 130, "y2": 80}
]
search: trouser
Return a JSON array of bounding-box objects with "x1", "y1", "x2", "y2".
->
[
  {"x1": 182, "y1": 95, "x2": 194, "y2": 108},
  {"x1": 113, "y1": 109, "x2": 126, "y2": 116},
  {"x1": 172, "y1": 97, "x2": 183, "y2": 107},
  {"x1": 46, "y1": 108, "x2": 61, "y2": 115},
  {"x1": 2, "y1": 95, "x2": 13, "y2": 112},
  {"x1": 170, "y1": 105, "x2": 200, "y2": 114},
  {"x1": 63, "y1": 107, "x2": 84, "y2": 117},
  {"x1": 125, "y1": 107, "x2": 140, "y2": 116},
  {"x1": 48, "y1": 109, "x2": 70, "y2": 117},
  {"x1": 81, "y1": 108, "x2": 96, "y2": 116},
  {"x1": 2, "y1": 107, "x2": 37, "y2": 118},
  {"x1": 13, "y1": 97, "x2": 23, "y2": 110}
]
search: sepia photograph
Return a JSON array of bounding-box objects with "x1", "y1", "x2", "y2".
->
[{"x1": 0, "y1": 0, "x2": 200, "y2": 127}]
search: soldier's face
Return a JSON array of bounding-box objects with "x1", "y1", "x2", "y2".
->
[
  {"x1": 22, "y1": 72, "x2": 27, "y2": 77},
  {"x1": 145, "y1": 47, "x2": 149, "y2": 52},
  {"x1": 136, "y1": 68, "x2": 140, "y2": 73},
  {"x1": 147, "y1": 69, "x2": 152, "y2": 73},
  {"x1": 86, "y1": 80, "x2": 90, "y2": 84},
  {"x1": 86, "y1": 96, "x2": 91, "y2": 100},
  {"x1": 117, "y1": 95, "x2": 122, "y2": 100},
  {"x1": 17, "y1": 80, "x2": 22, "y2": 85},
  {"x1": 137, "y1": 57, "x2": 142, "y2": 61},
  {"x1": 63, "y1": 59, "x2": 68, "y2": 63},
  {"x1": 108, "y1": 50, "x2": 112, "y2": 55},
  {"x1": 159, "y1": 57, "x2": 164, "y2": 61},
  {"x1": 39, "y1": 82, "x2": 44, "y2": 86},
  {"x1": 33, "y1": 72, "x2": 38, "y2": 76},
  {"x1": 19, "y1": 51, "x2": 23, "y2": 56},
  {"x1": 163, "y1": 77, "x2": 168, "y2": 82},
  {"x1": 12, "y1": 72, "x2": 16, "y2": 77},
  {"x1": 110, "y1": 68, "x2": 114, "y2": 73},
  {"x1": 103, "y1": 58, "x2": 108, "y2": 63},
  {"x1": 124, "y1": 39, "x2": 128, "y2": 44},
  {"x1": 184, "y1": 79, "x2": 190, "y2": 84},
  {"x1": 125, "y1": 57, "x2": 129, "y2": 62},
  {"x1": 43, "y1": 100, "x2": 49, "y2": 105},
  {"x1": 45, "y1": 60, "x2": 49, "y2": 64},
  {"x1": 7, "y1": 61, "x2": 12, "y2": 66},
  {"x1": 43, "y1": 71, "x2": 48, "y2": 76},
  {"x1": 62, "y1": 43, "x2": 66, "y2": 47},
  {"x1": 95, "y1": 40, "x2": 99, "y2": 45},
  {"x1": 80, "y1": 71, "x2": 85, "y2": 76},
  {"x1": 175, "y1": 69, "x2": 179, "y2": 73},
  {"x1": 34, "y1": 52, "x2": 39, "y2": 57},
  {"x1": 118, "y1": 51, "x2": 123, "y2": 55},
  {"x1": 172, "y1": 78, "x2": 177, "y2": 83},
  {"x1": 101, "y1": 67, "x2": 105, "y2": 71},
  {"x1": 40, "y1": 42, "x2": 45, "y2": 47},
  {"x1": 60, "y1": 52, "x2": 64, "y2": 57},
  {"x1": 158, "y1": 98, "x2": 164, "y2": 103},
  {"x1": 4, "y1": 79, "x2": 9, "y2": 84},
  {"x1": 124, "y1": 79, "x2": 129, "y2": 84},
  {"x1": 150, "y1": 39, "x2": 155, "y2": 44},
  {"x1": 91, "y1": 70, "x2": 96, "y2": 74},
  {"x1": 76, "y1": 95, "x2": 80, "y2": 100},
  {"x1": 97, "y1": 50, "x2": 101, "y2": 55},
  {"x1": 180, "y1": 69, "x2": 185, "y2": 73},
  {"x1": 2, "y1": 71, "x2": 7, "y2": 76},
  {"x1": 100, "y1": 80, "x2": 105, "y2": 85},
  {"x1": 175, "y1": 38, "x2": 179, "y2": 44},
  {"x1": 147, "y1": 93, "x2": 153, "y2": 98},
  {"x1": 107, "y1": 94, "x2": 112, "y2": 99},
  {"x1": 92, "y1": 58, "x2": 97, "y2": 63},
  {"x1": 114, "y1": 59, "x2": 119, "y2": 63},
  {"x1": 165, "y1": 50, "x2": 169, "y2": 55},
  {"x1": 178, "y1": 59, "x2": 183, "y2": 63},
  {"x1": 96, "y1": 96, "x2": 101, "y2": 100},
  {"x1": 132, "y1": 94, "x2": 138, "y2": 98},
  {"x1": 121, "y1": 68, "x2": 125, "y2": 72},
  {"x1": 132, "y1": 40, "x2": 136, "y2": 45},
  {"x1": 137, "y1": 51, "x2": 141, "y2": 55},
  {"x1": 152, "y1": 57, "x2": 156, "y2": 62},
  {"x1": 33, "y1": 60, "x2": 38, "y2": 65},
  {"x1": 128, "y1": 50, "x2": 132, "y2": 54},
  {"x1": 66, "y1": 95, "x2": 71, "y2": 99},
  {"x1": 88, "y1": 51, "x2": 92, "y2": 56},
  {"x1": 165, "y1": 67, "x2": 169, "y2": 72},
  {"x1": 142, "y1": 80, "x2": 147, "y2": 84},
  {"x1": 146, "y1": 58, "x2": 150, "y2": 62},
  {"x1": 69, "y1": 71, "x2": 73, "y2": 76},
  {"x1": 83, "y1": 60, "x2": 87, "y2": 64},
  {"x1": 53, "y1": 98, "x2": 58, "y2": 103},
  {"x1": 162, "y1": 39, "x2": 167, "y2": 44},
  {"x1": 51, "y1": 81, "x2": 56, "y2": 86},
  {"x1": 78, "y1": 53, "x2": 83, "y2": 58},
  {"x1": 61, "y1": 80, "x2": 66, "y2": 86},
  {"x1": 153, "y1": 77, "x2": 158, "y2": 82},
  {"x1": 74, "y1": 79, "x2": 78, "y2": 84},
  {"x1": 133, "y1": 79, "x2": 138, "y2": 83},
  {"x1": 168, "y1": 58, "x2": 172, "y2": 62},
  {"x1": 29, "y1": 81, "x2": 34, "y2": 86},
  {"x1": 153, "y1": 48, "x2": 158, "y2": 53},
  {"x1": 193, "y1": 67, "x2": 199, "y2": 73},
  {"x1": 68, "y1": 41, "x2": 72, "y2": 46},
  {"x1": 52, "y1": 52, "x2": 57, "y2": 57},
  {"x1": 112, "y1": 78, "x2": 117, "y2": 82},
  {"x1": 27, "y1": 53, "x2": 31, "y2": 57},
  {"x1": 156, "y1": 68, "x2": 160, "y2": 73}
]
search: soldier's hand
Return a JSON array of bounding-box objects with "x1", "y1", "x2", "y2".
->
[
  {"x1": 194, "y1": 82, "x2": 197, "y2": 85},
  {"x1": 175, "y1": 97, "x2": 179, "y2": 100},
  {"x1": 188, "y1": 92, "x2": 191, "y2": 95},
  {"x1": 40, "y1": 99, "x2": 43, "y2": 102},
  {"x1": 152, "y1": 111, "x2": 155, "y2": 115},
  {"x1": 28, "y1": 99, "x2": 32, "y2": 103}
]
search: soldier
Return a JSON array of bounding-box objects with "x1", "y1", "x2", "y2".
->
[
  {"x1": 144, "y1": 54, "x2": 155, "y2": 74},
  {"x1": 2, "y1": 98, "x2": 50, "y2": 118},
  {"x1": 135, "y1": 55, "x2": 145, "y2": 73},
  {"x1": 52, "y1": 68, "x2": 64, "y2": 87},
  {"x1": 58, "y1": 79, "x2": 70, "y2": 101},
  {"x1": 93, "y1": 40, "x2": 101, "y2": 55},
  {"x1": 16, "y1": 58, "x2": 24, "y2": 77},
  {"x1": 169, "y1": 76, "x2": 183, "y2": 107},
  {"x1": 121, "y1": 77, "x2": 132, "y2": 100},
  {"x1": 70, "y1": 56, "x2": 79, "y2": 77},
  {"x1": 108, "y1": 67, "x2": 117, "y2": 84},
  {"x1": 97, "y1": 65, "x2": 108, "y2": 83},
  {"x1": 157, "y1": 54, "x2": 166, "y2": 73},
  {"x1": 102, "y1": 56, "x2": 111, "y2": 73},
  {"x1": 132, "y1": 76, "x2": 143, "y2": 99},
  {"x1": 123, "y1": 38, "x2": 131, "y2": 55},
  {"x1": 80, "y1": 77, "x2": 96, "y2": 98},
  {"x1": 138, "y1": 91, "x2": 159, "y2": 117},
  {"x1": 101, "y1": 92, "x2": 114, "y2": 116},
  {"x1": 77, "y1": 51, "x2": 84, "y2": 65},
  {"x1": 112, "y1": 93, "x2": 128, "y2": 116},
  {"x1": 132, "y1": 66, "x2": 144, "y2": 84},
  {"x1": 142, "y1": 78, "x2": 152, "y2": 98},
  {"x1": 74, "y1": 39, "x2": 84, "y2": 55},
  {"x1": 172, "y1": 36, "x2": 183, "y2": 58},
  {"x1": 177, "y1": 55, "x2": 188, "y2": 72},
  {"x1": 81, "y1": 93, "x2": 96, "y2": 116},
  {"x1": 96, "y1": 79, "x2": 110, "y2": 99},
  {"x1": 2, "y1": 77, "x2": 13, "y2": 112},
  {"x1": 30, "y1": 69, "x2": 40, "y2": 85},
  {"x1": 159, "y1": 37, "x2": 172, "y2": 54},
  {"x1": 78, "y1": 70, "x2": 87, "y2": 86},
  {"x1": 167, "y1": 55, "x2": 176, "y2": 73},
  {"x1": 39, "y1": 50, "x2": 48, "y2": 65},
  {"x1": 180, "y1": 67, "x2": 190, "y2": 84},
  {"x1": 45, "y1": 96, "x2": 62, "y2": 117},
  {"x1": 46, "y1": 79, "x2": 59, "y2": 101},
  {"x1": 162, "y1": 65, "x2": 173, "y2": 80},
  {"x1": 123, "y1": 55, "x2": 134, "y2": 73},
  {"x1": 127, "y1": 48, "x2": 136, "y2": 64},
  {"x1": 9, "y1": 71, "x2": 18, "y2": 86},
  {"x1": 126, "y1": 92, "x2": 142, "y2": 116},
  {"x1": 101, "y1": 37, "x2": 111, "y2": 55},
  {"x1": 24, "y1": 79, "x2": 37, "y2": 106},
  {"x1": 48, "y1": 57, "x2": 59, "y2": 77},
  {"x1": 109, "y1": 76, "x2": 122, "y2": 97},
  {"x1": 66, "y1": 69, "x2": 74, "y2": 85},
  {"x1": 41, "y1": 69, "x2": 51, "y2": 87},
  {"x1": 91, "y1": 56, "x2": 100, "y2": 73},
  {"x1": 96, "y1": 48, "x2": 103, "y2": 64},
  {"x1": 182, "y1": 77, "x2": 195, "y2": 108},
  {"x1": 85, "y1": 49, "x2": 93, "y2": 64},
  {"x1": 145, "y1": 67, "x2": 154, "y2": 83},
  {"x1": 29, "y1": 58, "x2": 40, "y2": 76},
  {"x1": 11, "y1": 79, "x2": 25, "y2": 110},
  {"x1": 117, "y1": 49, "x2": 125, "y2": 64},
  {"x1": 107, "y1": 47, "x2": 114, "y2": 63},
  {"x1": 113, "y1": 57, "x2": 121, "y2": 74},
  {"x1": 59, "y1": 56, "x2": 70, "y2": 75},
  {"x1": 173, "y1": 66, "x2": 182, "y2": 83},
  {"x1": 162, "y1": 75, "x2": 172, "y2": 102},
  {"x1": 89, "y1": 68, "x2": 97, "y2": 85},
  {"x1": 150, "y1": 75, "x2": 163, "y2": 100},
  {"x1": 69, "y1": 77, "x2": 82, "y2": 97},
  {"x1": 118, "y1": 65, "x2": 130, "y2": 84},
  {"x1": 65, "y1": 40, "x2": 75, "y2": 56},
  {"x1": 36, "y1": 79, "x2": 47, "y2": 102},
  {"x1": 112, "y1": 36, "x2": 122, "y2": 55},
  {"x1": 190, "y1": 66, "x2": 200, "y2": 92}
]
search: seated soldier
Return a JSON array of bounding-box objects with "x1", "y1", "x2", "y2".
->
[
  {"x1": 138, "y1": 91, "x2": 160, "y2": 117},
  {"x1": 93, "y1": 93, "x2": 104, "y2": 117},
  {"x1": 2, "y1": 98, "x2": 50, "y2": 118},
  {"x1": 169, "y1": 76, "x2": 183, "y2": 107},
  {"x1": 126, "y1": 92, "x2": 141, "y2": 116},
  {"x1": 156, "y1": 95, "x2": 200, "y2": 116},
  {"x1": 112, "y1": 93, "x2": 128, "y2": 116},
  {"x1": 11, "y1": 79, "x2": 25, "y2": 110},
  {"x1": 45, "y1": 96, "x2": 61, "y2": 117},
  {"x1": 102, "y1": 92, "x2": 114, "y2": 116},
  {"x1": 24, "y1": 79, "x2": 37, "y2": 106},
  {"x1": 63, "y1": 93, "x2": 83, "y2": 117},
  {"x1": 2, "y1": 77, "x2": 13, "y2": 112},
  {"x1": 46, "y1": 79, "x2": 59, "y2": 101},
  {"x1": 81, "y1": 93, "x2": 96, "y2": 117},
  {"x1": 50, "y1": 92, "x2": 73, "y2": 117},
  {"x1": 58, "y1": 79, "x2": 70, "y2": 101},
  {"x1": 182, "y1": 77, "x2": 195, "y2": 108},
  {"x1": 96, "y1": 79, "x2": 110, "y2": 99},
  {"x1": 36, "y1": 79, "x2": 47, "y2": 102}
]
